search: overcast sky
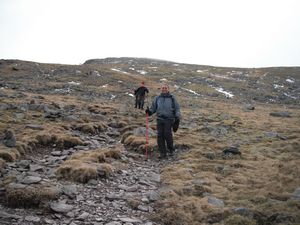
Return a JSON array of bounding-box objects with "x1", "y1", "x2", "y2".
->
[{"x1": 0, "y1": 0, "x2": 300, "y2": 67}]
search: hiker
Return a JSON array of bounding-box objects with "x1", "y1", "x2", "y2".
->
[
  {"x1": 134, "y1": 81, "x2": 149, "y2": 109},
  {"x1": 145, "y1": 83, "x2": 181, "y2": 159}
]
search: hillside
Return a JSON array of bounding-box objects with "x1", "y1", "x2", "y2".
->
[{"x1": 0, "y1": 58, "x2": 299, "y2": 225}]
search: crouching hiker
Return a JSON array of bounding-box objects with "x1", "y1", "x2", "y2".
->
[
  {"x1": 134, "y1": 81, "x2": 149, "y2": 110},
  {"x1": 145, "y1": 83, "x2": 181, "y2": 159}
]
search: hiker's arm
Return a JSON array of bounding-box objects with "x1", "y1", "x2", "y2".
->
[
  {"x1": 173, "y1": 97, "x2": 181, "y2": 119},
  {"x1": 149, "y1": 97, "x2": 157, "y2": 114}
]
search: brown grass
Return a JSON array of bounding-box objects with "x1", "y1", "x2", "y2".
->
[
  {"x1": 0, "y1": 158, "x2": 6, "y2": 170},
  {"x1": 56, "y1": 147, "x2": 122, "y2": 182},
  {"x1": 0, "y1": 147, "x2": 21, "y2": 162},
  {"x1": 154, "y1": 99, "x2": 300, "y2": 224},
  {"x1": 35, "y1": 133, "x2": 84, "y2": 149},
  {"x1": 5, "y1": 184, "x2": 60, "y2": 208}
]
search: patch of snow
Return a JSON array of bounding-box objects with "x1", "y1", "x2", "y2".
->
[
  {"x1": 284, "y1": 93, "x2": 297, "y2": 99},
  {"x1": 102, "y1": 84, "x2": 108, "y2": 88},
  {"x1": 137, "y1": 70, "x2": 147, "y2": 75},
  {"x1": 173, "y1": 64, "x2": 179, "y2": 66},
  {"x1": 210, "y1": 73, "x2": 244, "y2": 82},
  {"x1": 273, "y1": 84, "x2": 284, "y2": 89},
  {"x1": 54, "y1": 88, "x2": 71, "y2": 94},
  {"x1": 160, "y1": 78, "x2": 167, "y2": 82},
  {"x1": 92, "y1": 70, "x2": 101, "y2": 76},
  {"x1": 210, "y1": 85, "x2": 234, "y2": 98},
  {"x1": 181, "y1": 87, "x2": 201, "y2": 96},
  {"x1": 174, "y1": 85, "x2": 179, "y2": 89},
  {"x1": 126, "y1": 92, "x2": 135, "y2": 97},
  {"x1": 68, "y1": 81, "x2": 80, "y2": 85},
  {"x1": 0, "y1": 87, "x2": 4, "y2": 90},
  {"x1": 110, "y1": 95, "x2": 116, "y2": 99},
  {"x1": 286, "y1": 79, "x2": 295, "y2": 83},
  {"x1": 76, "y1": 70, "x2": 81, "y2": 74},
  {"x1": 111, "y1": 68, "x2": 129, "y2": 74},
  {"x1": 129, "y1": 67, "x2": 135, "y2": 70},
  {"x1": 148, "y1": 66, "x2": 157, "y2": 69},
  {"x1": 118, "y1": 80, "x2": 123, "y2": 83},
  {"x1": 197, "y1": 70, "x2": 204, "y2": 73}
]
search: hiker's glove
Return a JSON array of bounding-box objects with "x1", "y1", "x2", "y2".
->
[
  {"x1": 173, "y1": 117, "x2": 180, "y2": 133},
  {"x1": 145, "y1": 108, "x2": 152, "y2": 116}
]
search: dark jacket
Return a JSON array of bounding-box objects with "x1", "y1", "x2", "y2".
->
[
  {"x1": 134, "y1": 86, "x2": 149, "y2": 98},
  {"x1": 149, "y1": 93, "x2": 181, "y2": 120}
]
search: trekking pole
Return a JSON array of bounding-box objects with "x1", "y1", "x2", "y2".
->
[{"x1": 145, "y1": 110, "x2": 149, "y2": 160}]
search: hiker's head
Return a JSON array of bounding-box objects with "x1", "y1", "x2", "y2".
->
[
  {"x1": 161, "y1": 84, "x2": 169, "y2": 94},
  {"x1": 141, "y1": 81, "x2": 145, "y2": 86}
]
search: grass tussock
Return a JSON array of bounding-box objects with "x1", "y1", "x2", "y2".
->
[
  {"x1": 5, "y1": 184, "x2": 60, "y2": 208},
  {"x1": 0, "y1": 158, "x2": 6, "y2": 170},
  {"x1": 56, "y1": 147, "x2": 121, "y2": 182},
  {"x1": 225, "y1": 215, "x2": 256, "y2": 225},
  {"x1": 35, "y1": 133, "x2": 84, "y2": 149},
  {"x1": 153, "y1": 196, "x2": 227, "y2": 225},
  {"x1": 55, "y1": 160, "x2": 113, "y2": 183},
  {"x1": 0, "y1": 147, "x2": 21, "y2": 162},
  {"x1": 87, "y1": 104, "x2": 116, "y2": 115},
  {"x1": 73, "y1": 122, "x2": 107, "y2": 134}
]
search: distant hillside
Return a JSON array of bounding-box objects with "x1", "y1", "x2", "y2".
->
[{"x1": 1, "y1": 57, "x2": 299, "y2": 105}]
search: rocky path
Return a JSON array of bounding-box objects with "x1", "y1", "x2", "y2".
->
[{"x1": 0, "y1": 128, "x2": 175, "y2": 225}]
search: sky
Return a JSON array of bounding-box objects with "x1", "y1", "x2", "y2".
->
[{"x1": 0, "y1": 0, "x2": 300, "y2": 68}]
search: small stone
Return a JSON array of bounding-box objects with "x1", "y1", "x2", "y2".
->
[
  {"x1": 51, "y1": 151, "x2": 62, "y2": 156},
  {"x1": 63, "y1": 185, "x2": 78, "y2": 199},
  {"x1": 21, "y1": 176, "x2": 42, "y2": 184},
  {"x1": 291, "y1": 187, "x2": 300, "y2": 200},
  {"x1": 138, "y1": 205, "x2": 149, "y2": 212},
  {"x1": 77, "y1": 212, "x2": 90, "y2": 220},
  {"x1": 50, "y1": 202, "x2": 74, "y2": 213},
  {"x1": 147, "y1": 191, "x2": 160, "y2": 202},
  {"x1": 29, "y1": 164, "x2": 44, "y2": 172},
  {"x1": 25, "y1": 215, "x2": 40, "y2": 222},
  {"x1": 207, "y1": 196, "x2": 224, "y2": 207},
  {"x1": 119, "y1": 217, "x2": 142, "y2": 223}
]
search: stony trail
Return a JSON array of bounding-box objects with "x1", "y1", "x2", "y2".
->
[{"x1": 0, "y1": 127, "x2": 179, "y2": 225}]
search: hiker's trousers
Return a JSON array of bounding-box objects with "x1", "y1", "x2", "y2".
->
[
  {"x1": 157, "y1": 119, "x2": 174, "y2": 156},
  {"x1": 135, "y1": 96, "x2": 145, "y2": 109}
]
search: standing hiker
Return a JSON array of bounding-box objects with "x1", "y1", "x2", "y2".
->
[
  {"x1": 145, "y1": 83, "x2": 181, "y2": 159},
  {"x1": 134, "y1": 81, "x2": 149, "y2": 109}
]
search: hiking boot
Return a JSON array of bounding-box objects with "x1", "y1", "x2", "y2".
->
[{"x1": 158, "y1": 154, "x2": 167, "y2": 159}]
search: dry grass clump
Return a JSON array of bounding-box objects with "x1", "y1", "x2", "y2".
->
[
  {"x1": 122, "y1": 134, "x2": 157, "y2": 153},
  {"x1": 0, "y1": 158, "x2": 6, "y2": 170},
  {"x1": 87, "y1": 104, "x2": 116, "y2": 115},
  {"x1": 73, "y1": 122, "x2": 107, "y2": 134},
  {"x1": 153, "y1": 196, "x2": 228, "y2": 225},
  {"x1": 0, "y1": 147, "x2": 21, "y2": 162},
  {"x1": 224, "y1": 215, "x2": 256, "y2": 225},
  {"x1": 5, "y1": 183, "x2": 61, "y2": 208},
  {"x1": 56, "y1": 148, "x2": 121, "y2": 182},
  {"x1": 35, "y1": 133, "x2": 84, "y2": 149},
  {"x1": 56, "y1": 160, "x2": 113, "y2": 183}
]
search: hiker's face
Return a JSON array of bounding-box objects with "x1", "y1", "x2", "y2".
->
[{"x1": 161, "y1": 85, "x2": 169, "y2": 94}]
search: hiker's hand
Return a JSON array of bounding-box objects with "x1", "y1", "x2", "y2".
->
[{"x1": 145, "y1": 108, "x2": 151, "y2": 116}]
